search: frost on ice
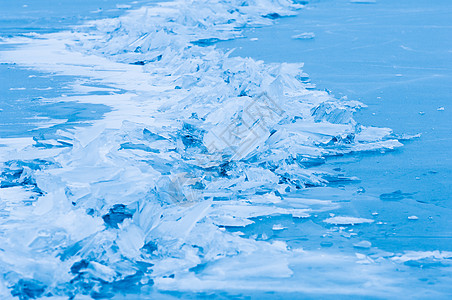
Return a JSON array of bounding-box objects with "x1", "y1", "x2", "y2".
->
[{"x1": 0, "y1": 0, "x2": 414, "y2": 298}]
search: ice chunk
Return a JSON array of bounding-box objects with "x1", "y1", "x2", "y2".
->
[
  {"x1": 102, "y1": 204, "x2": 134, "y2": 229},
  {"x1": 292, "y1": 32, "x2": 315, "y2": 40},
  {"x1": 11, "y1": 279, "x2": 46, "y2": 300},
  {"x1": 324, "y1": 216, "x2": 374, "y2": 225},
  {"x1": 272, "y1": 224, "x2": 286, "y2": 230},
  {"x1": 353, "y1": 241, "x2": 372, "y2": 249},
  {"x1": 392, "y1": 251, "x2": 452, "y2": 263}
]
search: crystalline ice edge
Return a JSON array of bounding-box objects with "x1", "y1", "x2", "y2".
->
[{"x1": 2, "y1": 0, "x2": 440, "y2": 298}]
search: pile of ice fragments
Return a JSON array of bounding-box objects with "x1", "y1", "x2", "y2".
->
[{"x1": 0, "y1": 0, "x2": 403, "y2": 298}]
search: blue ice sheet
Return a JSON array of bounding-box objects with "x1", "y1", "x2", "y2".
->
[{"x1": 219, "y1": 0, "x2": 452, "y2": 252}]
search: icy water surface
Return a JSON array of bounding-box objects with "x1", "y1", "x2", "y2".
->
[
  {"x1": 0, "y1": 0, "x2": 155, "y2": 35},
  {"x1": 0, "y1": 0, "x2": 451, "y2": 299},
  {"x1": 220, "y1": 0, "x2": 452, "y2": 251}
]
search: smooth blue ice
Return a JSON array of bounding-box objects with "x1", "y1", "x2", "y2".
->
[
  {"x1": 0, "y1": 0, "x2": 451, "y2": 299},
  {"x1": 219, "y1": 0, "x2": 452, "y2": 255}
]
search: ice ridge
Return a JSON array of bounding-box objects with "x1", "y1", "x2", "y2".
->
[{"x1": 0, "y1": 0, "x2": 408, "y2": 298}]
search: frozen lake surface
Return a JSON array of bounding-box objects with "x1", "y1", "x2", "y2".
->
[
  {"x1": 0, "y1": 0, "x2": 158, "y2": 138},
  {"x1": 220, "y1": 0, "x2": 452, "y2": 252},
  {"x1": 0, "y1": 0, "x2": 451, "y2": 299}
]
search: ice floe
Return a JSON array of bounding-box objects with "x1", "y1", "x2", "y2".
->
[{"x1": 324, "y1": 216, "x2": 374, "y2": 225}]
